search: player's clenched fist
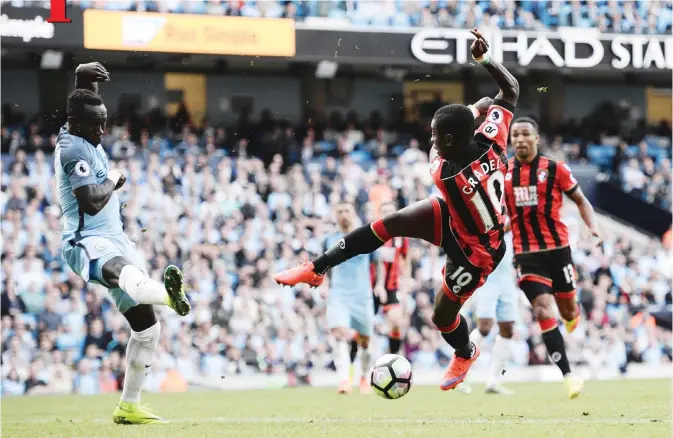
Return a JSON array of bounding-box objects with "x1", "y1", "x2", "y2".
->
[
  {"x1": 469, "y1": 27, "x2": 490, "y2": 58},
  {"x1": 75, "y1": 62, "x2": 110, "y2": 82}
]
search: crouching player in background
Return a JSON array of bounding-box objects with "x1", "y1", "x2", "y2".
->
[
  {"x1": 321, "y1": 202, "x2": 376, "y2": 394},
  {"x1": 56, "y1": 62, "x2": 190, "y2": 424}
]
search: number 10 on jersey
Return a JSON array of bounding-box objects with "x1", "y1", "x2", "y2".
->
[{"x1": 470, "y1": 172, "x2": 505, "y2": 232}]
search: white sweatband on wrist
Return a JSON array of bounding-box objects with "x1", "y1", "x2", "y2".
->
[
  {"x1": 107, "y1": 169, "x2": 122, "y2": 185},
  {"x1": 467, "y1": 105, "x2": 480, "y2": 119},
  {"x1": 473, "y1": 52, "x2": 490, "y2": 65}
]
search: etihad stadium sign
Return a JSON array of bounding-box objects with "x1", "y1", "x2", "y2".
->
[
  {"x1": 410, "y1": 28, "x2": 672, "y2": 70},
  {"x1": 295, "y1": 25, "x2": 671, "y2": 72}
]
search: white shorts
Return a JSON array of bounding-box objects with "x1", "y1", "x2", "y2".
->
[
  {"x1": 473, "y1": 241, "x2": 520, "y2": 323},
  {"x1": 326, "y1": 293, "x2": 374, "y2": 337},
  {"x1": 62, "y1": 233, "x2": 147, "y2": 313}
]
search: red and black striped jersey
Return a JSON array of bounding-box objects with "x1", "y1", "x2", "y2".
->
[
  {"x1": 504, "y1": 154, "x2": 579, "y2": 254},
  {"x1": 370, "y1": 237, "x2": 409, "y2": 291},
  {"x1": 430, "y1": 100, "x2": 514, "y2": 270}
]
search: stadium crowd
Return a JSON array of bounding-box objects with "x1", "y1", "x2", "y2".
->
[
  {"x1": 3, "y1": 0, "x2": 672, "y2": 34},
  {"x1": 1, "y1": 100, "x2": 671, "y2": 396}
]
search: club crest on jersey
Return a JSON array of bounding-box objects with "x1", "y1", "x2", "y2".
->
[
  {"x1": 489, "y1": 109, "x2": 503, "y2": 123},
  {"x1": 513, "y1": 186, "x2": 538, "y2": 207},
  {"x1": 537, "y1": 169, "x2": 548, "y2": 182},
  {"x1": 505, "y1": 172, "x2": 513, "y2": 181}
]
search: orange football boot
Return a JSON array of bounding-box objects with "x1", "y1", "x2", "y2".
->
[
  {"x1": 359, "y1": 376, "x2": 372, "y2": 395},
  {"x1": 440, "y1": 344, "x2": 480, "y2": 391},
  {"x1": 274, "y1": 260, "x2": 325, "y2": 288},
  {"x1": 338, "y1": 380, "x2": 352, "y2": 394}
]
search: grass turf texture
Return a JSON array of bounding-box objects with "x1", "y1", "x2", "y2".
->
[{"x1": 2, "y1": 380, "x2": 670, "y2": 437}]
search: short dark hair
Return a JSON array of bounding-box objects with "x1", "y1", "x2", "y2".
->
[
  {"x1": 513, "y1": 117, "x2": 539, "y2": 132},
  {"x1": 67, "y1": 89, "x2": 103, "y2": 118},
  {"x1": 433, "y1": 104, "x2": 475, "y2": 146}
]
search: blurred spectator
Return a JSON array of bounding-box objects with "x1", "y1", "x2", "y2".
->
[{"x1": 5, "y1": 0, "x2": 671, "y2": 34}]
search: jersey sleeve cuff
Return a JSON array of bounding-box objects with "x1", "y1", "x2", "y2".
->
[
  {"x1": 492, "y1": 99, "x2": 516, "y2": 114},
  {"x1": 564, "y1": 184, "x2": 579, "y2": 196},
  {"x1": 70, "y1": 178, "x2": 97, "y2": 190}
]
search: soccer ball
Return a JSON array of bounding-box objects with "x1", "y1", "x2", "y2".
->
[{"x1": 369, "y1": 354, "x2": 413, "y2": 399}]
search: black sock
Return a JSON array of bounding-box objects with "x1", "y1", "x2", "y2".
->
[
  {"x1": 541, "y1": 327, "x2": 571, "y2": 375},
  {"x1": 389, "y1": 337, "x2": 402, "y2": 354},
  {"x1": 313, "y1": 223, "x2": 386, "y2": 274},
  {"x1": 440, "y1": 315, "x2": 474, "y2": 359},
  {"x1": 349, "y1": 339, "x2": 358, "y2": 364}
]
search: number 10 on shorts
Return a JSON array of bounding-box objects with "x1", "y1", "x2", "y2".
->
[{"x1": 448, "y1": 266, "x2": 473, "y2": 293}]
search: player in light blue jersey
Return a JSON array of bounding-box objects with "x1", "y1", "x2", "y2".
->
[
  {"x1": 55, "y1": 62, "x2": 190, "y2": 425},
  {"x1": 459, "y1": 223, "x2": 519, "y2": 395},
  {"x1": 322, "y1": 202, "x2": 375, "y2": 395}
]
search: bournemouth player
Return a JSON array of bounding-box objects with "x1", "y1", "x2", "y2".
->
[
  {"x1": 506, "y1": 117, "x2": 601, "y2": 399},
  {"x1": 56, "y1": 62, "x2": 190, "y2": 423},
  {"x1": 372, "y1": 201, "x2": 410, "y2": 354},
  {"x1": 276, "y1": 28, "x2": 520, "y2": 391},
  {"x1": 321, "y1": 202, "x2": 376, "y2": 394},
  {"x1": 459, "y1": 227, "x2": 519, "y2": 395}
]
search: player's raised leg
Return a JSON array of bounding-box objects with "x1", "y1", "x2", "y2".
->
[
  {"x1": 274, "y1": 199, "x2": 437, "y2": 286},
  {"x1": 102, "y1": 257, "x2": 190, "y2": 316},
  {"x1": 99, "y1": 255, "x2": 188, "y2": 423}
]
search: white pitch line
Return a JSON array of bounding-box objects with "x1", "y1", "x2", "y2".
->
[{"x1": 12, "y1": 417, "x2": 671, "y2": 425}]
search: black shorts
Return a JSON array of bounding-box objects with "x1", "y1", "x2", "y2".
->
[
  {"x1": 514, "y1": 246, "x2": 577, "y2": 301},
  {"x1": 374, "y1": 289, "x2": 400, "y2": 314},
  {"x1": 431, "y1": 197, "x2": 506, "y2": 304}
]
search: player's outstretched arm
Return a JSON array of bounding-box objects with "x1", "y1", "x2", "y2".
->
[
  {"x1": 74, "y1": 62, "x2": 109, "y2": 94},
  {"x1": 469, "y1": 28, "x2": 519, "y2": 107},
  {"x1": 73, "y1": 170, "x2": 125, "y2": 216}
]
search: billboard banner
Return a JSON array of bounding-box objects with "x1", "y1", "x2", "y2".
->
[
  {"x1": 83, "y1": 10, "x2": 296, "y2": 57},
  {"x1": 0, "y1": 6, "x2": 84, "y2": 48},
  {"x1": 296, "y1": 26, "x2": 672, "y2": 72}
]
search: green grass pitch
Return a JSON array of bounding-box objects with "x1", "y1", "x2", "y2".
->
[{"x1": 2, "y1": 380, "x2": 670, "y2": 437}]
